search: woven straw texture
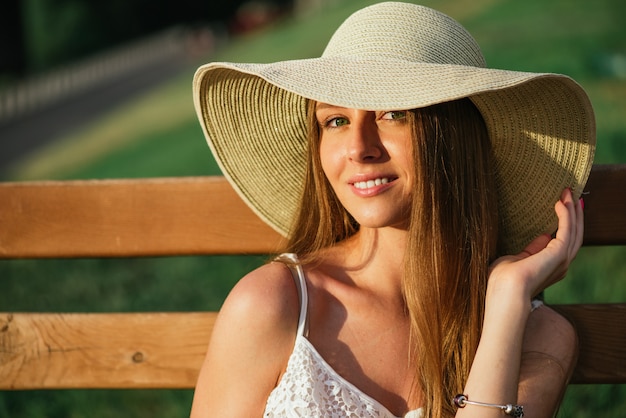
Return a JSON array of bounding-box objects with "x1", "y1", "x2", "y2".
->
[{"x1": 193, "y1": 2, "x2": 595, "y2": 255}]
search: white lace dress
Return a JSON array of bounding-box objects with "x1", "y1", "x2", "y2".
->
[{"x1": 263, "y1": 254, "x2": 423, "y2": 418}]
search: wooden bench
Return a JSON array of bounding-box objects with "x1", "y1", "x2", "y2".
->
[{"x1": 1, "y1": 164, "x2": 625, "y2": 395}]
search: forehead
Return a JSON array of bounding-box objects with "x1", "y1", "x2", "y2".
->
[{"x1": 315, "y1": 102, "x2": 349, "y2": 112}]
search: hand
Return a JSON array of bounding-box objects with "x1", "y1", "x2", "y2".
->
[{"x1": 488, "y1": 188, "x2": 584, "y2": 299}]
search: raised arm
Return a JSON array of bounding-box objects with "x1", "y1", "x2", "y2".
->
[
  {"x1": 190, "y1": 262, "x2": 300, "y2": 417},
  {"x1": 457, "y1": 188, "x2": 583, "y2": 417}
]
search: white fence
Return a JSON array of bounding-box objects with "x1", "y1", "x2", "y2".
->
[{"x1": 0, "y1": 27, "x2": 211, "y2": 125}]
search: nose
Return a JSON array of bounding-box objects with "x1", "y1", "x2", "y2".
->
[{"x1": 347, "y1": 114, "x2": 383, "y2": 162}]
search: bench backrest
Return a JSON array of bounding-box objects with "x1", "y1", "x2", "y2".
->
[{"x1": 1, "y1": 164, "x2": 625, "y2": 389}]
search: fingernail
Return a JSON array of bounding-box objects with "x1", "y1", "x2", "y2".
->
[{"x1": 579, "y1": 197, "x2": 585, "y2": 210}]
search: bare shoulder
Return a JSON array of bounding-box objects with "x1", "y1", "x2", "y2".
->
[
  {"x1": 219, "y1": 261, "x2": 301, "y2": 333},
  {"x1": 522, "y1": 304, "x2": 578, "y2": 371},
  {"x1": 518, "y1": 303, "x2": 578, "y2": 414},
  {"x1": 190, "y1": 261, "x2": 300, "y2": 417}
]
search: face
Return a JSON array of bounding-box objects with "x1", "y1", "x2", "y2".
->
[{"x1": 315, "y1": 103, "x2": 414, "y2": 230}]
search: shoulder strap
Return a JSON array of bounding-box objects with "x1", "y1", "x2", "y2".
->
[{"x1": 274, "y1": 253, "x2": 309, "y2": 337}]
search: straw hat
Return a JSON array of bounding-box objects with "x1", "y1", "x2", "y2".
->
[{"x1": 193, "y1": 1, "x2": 595, "y2": 255}]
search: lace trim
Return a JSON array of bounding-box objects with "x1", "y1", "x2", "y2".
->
[
  {"x1": 264, "y1": 335, "x2": 423, "y2": 418},
  {"x1": 265, "y1": 253, "x2": 422, "y2": 417}
]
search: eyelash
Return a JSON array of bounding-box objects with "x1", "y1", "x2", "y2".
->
[
  {"x1": 319, "y1": 111, "x2": 406, "y2": 129},
  {"x1": 323, "y1": 116, "x2": 348, "y2": 128},
  {"x1": 383, "y1": 111, "x2": 407, "y2": 121}
]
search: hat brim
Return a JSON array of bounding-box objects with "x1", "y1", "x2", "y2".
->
[{"x1": 193, "y1": 59, "x2": 595, "y2": 255}]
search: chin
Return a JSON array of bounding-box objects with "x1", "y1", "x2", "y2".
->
[{"x1": 354, "y1": 216, "x2": 410, "y2": 231}]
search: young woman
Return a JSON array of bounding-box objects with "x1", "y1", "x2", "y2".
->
[{"x1": 190, "y1": 2, "x2": 595, "y2": 417}]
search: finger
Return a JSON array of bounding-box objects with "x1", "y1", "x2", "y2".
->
[
  {"x1": 553, "y1": 188, "x2": 576, "y2": 255},
  {"x1": 522, "y1": 233, "x2": 564, "y2": 288},
  {"x1": 520, "y1": 233, "x2": 552, "y2": 258},
  {"x1": 527, "y1": 191, "x2": 573, "y2": 286},
  {"x1": 559, "y1": 188, "x2": 583, "y2": 259},
  {"x1": 574, "y1": 195, "x2": 585, "y2": 254}
]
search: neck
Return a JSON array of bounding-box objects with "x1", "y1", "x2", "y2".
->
[
  {"x1": 331, "y1": 226, "x2": 408, "y2": 299},
  {"x1": 355, "y1": 226, "x2": 407, "y2": 263}
]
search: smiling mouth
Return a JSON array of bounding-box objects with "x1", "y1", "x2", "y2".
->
[{"x1": 353, "y1": 177, "x2": 393, "y2": 190}]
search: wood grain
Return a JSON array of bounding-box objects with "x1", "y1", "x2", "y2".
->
[
  {"x1": 1, "y1": 165, "x2": 625, "y2": 391},
  {"x1": 2, "y1": 304, "x2": 625, "y2": 389},
  {"x1": 0, "y1": 312, "x2": 215, "y2": 389},
  {"x1": 582, "y1": 165, "x2": 626, "y2": 246},
  {"x1": 0, "y1": 165, "x2": 623, "y2": 259},
  {"x1": 0, "y1": 176, "x2": 284, "y2": 258},
  {"x1": 555, "y1": 304, "x2": 626, "y2": 384}
]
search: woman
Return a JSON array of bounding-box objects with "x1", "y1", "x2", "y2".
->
[{"x1": 190, "y1": 2, "x2": 595, "y2": 417}]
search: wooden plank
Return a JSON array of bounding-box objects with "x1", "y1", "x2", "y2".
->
[
  {"x1": 583, "y1": 164, "x2": 626, "y2": 246},
  {"x1": 2, "y1": 305, "x2": 625, "y2": 389},
  {"x1": 0, "y1": 165, "x2": 623, "y2": 260},
  {"x1": 0, "y1": 165, "x2": 624, "y2": 390},
  {"x1": 0, "y1": 312, "x2": 215, "y2": 389},
  {"x1": 0, "y1": 176, "x2": 284, "y2": 258},
  {"x1": 554, "y1": 304, "x2": 626, "y2": 384}
]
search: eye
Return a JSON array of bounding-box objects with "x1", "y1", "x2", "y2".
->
[
  {"x1": 325, "y1": 116, "x2": 350, "y2": 128},
  {"x1": 381, "y1": 111, "x2": 407, "y2": 121}
]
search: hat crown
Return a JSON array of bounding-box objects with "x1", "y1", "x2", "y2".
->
[
  {"x1": 194, "y1": 2, "x2": 595, "y2": 256},
  {"x1": 323, "y1": 2, "x2": 486, "y2": 68}
]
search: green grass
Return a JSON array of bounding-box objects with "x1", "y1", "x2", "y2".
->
[{"x1": 2, "y1": 0, "x2": 625, "y2": 416}]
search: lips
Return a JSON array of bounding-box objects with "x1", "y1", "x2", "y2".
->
[
  {"x1": 353, "y1": 177, "x2": 390, "y2": 190},
  {"x1": 349, "y1": 174, "x2": 399, "y2": 194}
]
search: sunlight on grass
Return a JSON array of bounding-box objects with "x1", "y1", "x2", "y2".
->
[
  {"x1": 7, "y1": 70, "x2": 197, "y2": 180},
  {"x1": 8, "y1": 0, "x2": 625, "y2": 181},
  {"x1": 2, "y1": 0, "x2": 625, "y2": 416}
]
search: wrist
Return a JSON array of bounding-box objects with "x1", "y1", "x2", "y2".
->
[
  {"x1": 486, "y1": 274, "x2": 533, "y2": 309},
  {"x1": 484, "y1": 281, "x2": 533, "y2": 331}
]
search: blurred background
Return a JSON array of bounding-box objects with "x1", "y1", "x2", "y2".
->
[{"x1": 1, "y1": 0, "x2": 625, "y2": 416}]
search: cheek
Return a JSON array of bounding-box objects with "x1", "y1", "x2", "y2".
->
[
  {"x1": 395, "y1": 140, "x2": 415, "y2": 193},
  {"x1": 319, "y1": 141, "x2": 342, "y2": 180},
  {"x1": 389, "y1": 137, "x2": 414, "y2": 171},
  {"x1": 403, "y1": 152, "x2": 415, "y2": 182}
]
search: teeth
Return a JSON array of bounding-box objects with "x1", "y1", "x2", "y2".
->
[{"x1": 354, "y1": 178, "x2": 389, "y2": 189}]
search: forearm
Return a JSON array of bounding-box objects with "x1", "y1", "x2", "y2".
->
[
  {"x1": 456, "y1": 189, "x2": 583, "y2": 417},
  {"x1": 456, "y1": 286, "x2": 531, "y2": 417}
]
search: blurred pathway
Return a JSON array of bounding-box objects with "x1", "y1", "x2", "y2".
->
[{"x1": 0, "y1": 28, "x2": 214, "y2": 180}]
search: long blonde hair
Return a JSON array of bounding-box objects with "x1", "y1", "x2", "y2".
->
[
  {"x1": 286, "y1": 98, "x2": 499, "y2": 417},
  {"x1": 285, "y1": 100, "x2": 359, "y2": 259},
  {"x1": 404, "y1": 99, "x2": 499, "y2": 417}
]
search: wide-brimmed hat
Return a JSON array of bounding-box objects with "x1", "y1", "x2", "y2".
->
[{"x1": 193, "y1": 1, "x2": 595, "y2": 255}]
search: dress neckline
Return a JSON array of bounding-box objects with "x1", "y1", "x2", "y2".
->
[
  {"x1": 297, "y1": 335, "x2": 423, "y2": 418},
  {"x1": 277, "y1": 253, "x2": 423, "y2": 418}
]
